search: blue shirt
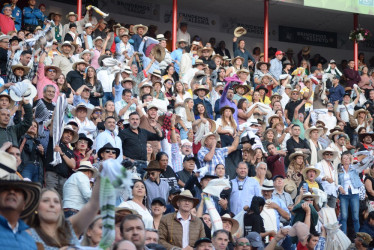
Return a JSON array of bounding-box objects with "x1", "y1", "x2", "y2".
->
[
  {"x1": 131, "y1": 34, "x2": 143, "y2": 52},
  {"x1": 267, "y1": 195, "x2": 290, "y2": 230},
  {"x1": 328, "y1": 84, "x2": 345, "y2": 104},
  {"x1": 194, "y1": 97, "x2": 213, "y2": 119},
  {"x1": 170, "y1": 48, "x2": 183, "y2": 74},
  {"x1": 230, "y1": 177, "x2": 261, "y2": 215},
  {"x1": 139, "y1": 41, "x2": 159, "y2": 74},
  {"x1": 73, "y1": 95, "x2": 94, "y2": 109},
  {"x1": 269, "y1": 58, "x2": 282, "y2": 80},
  {"x1": 198, "y1": 147, "x2": 228, "y2": 175},
  {"x1": 0, "y1": 215, "x2": 37, "y2": 250},
  {"x1": 3, "y1": 5, "x2": 22, "y2": 31},
  {"x1": 233, "y1": 41, "x2": 255, "y2": 68},
  {"x1": 23, "y1": 7, "x2": 44, "y2": 26}
]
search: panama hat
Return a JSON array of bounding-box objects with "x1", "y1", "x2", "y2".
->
[
  {"x1": 171, "y1": 190, "x2": 200, "y2": 208},
  {"x1": 11, "y1": 63, "x2": 30, "y2": 76},
  {"x1": 150, "y1": 69, "x2": 162, "y2": 79},
  {"x1": 267, "y1": 114, "x2": 281, "y2": 125},
  {"x1": 66, "y1": 11, "x2": 78, "y2": 19},
  {"x1": 234, "y1": 27, "x2": 247, "y2": 37},
  {"x1": 132, "y1": 24, "x2": 148, "y2": 34},
  {"x1": 97, "y1": 143, "x2": 120, "y2": 160},
  {"x1": 283, "y1": 179, "x2": 297, "y2": 199},
  {"x1": 288, "y1": 150, "x2": 307, "y2": 161},
  {"x1": 212, "y1": 54, "x2": 223, "y2": 62},
  {"x1": 144, "y1": 160, "x2": 164, "y2": 172},
  {"x1": 121, "y1": 77, "x2": 135, "y2": 86},
  {"x1": 219, "y1": 105, "x2": 235, "y2": 115},
  {"x1": 329, "y1": 126, "x2": 343, "y2": 134},
  {"x1": 261, "y1": 179, "x2": 275, "y2": 191},
  {"x1": 201, "y1": 132, "x2": 219, "y2": 146},
  {"x1": 58, "y1": 41, "x2": 75, "y2": 53},
  {"x1": 62, "y1": 125, "x2": 79, "y2": 143},
  {"x1": 302, "y1": 166, "x2": 321, "y2": 179},
  {"x1": 151, "y1": 44, "x2": 166, "y2": 63},
  {"x1": 71, "y1": 103, "x2": 93, "y2": 117},
  {"x1": 354, "y1": 108, "x2": 369, "y2": 119},
  {"x1": 304, "y1": 126, "x2": 323, "y2": 140},
  {"x1": 76, "y1": 161, "x2": 99, "y2": 178},
  {"x1": 79, "y1": 49, "x2": 94, "y2": 59},
  {"x1": 301, "y1": 192, "x2": 319, "y2": 204},
  {"x1": 193, "y1": 59, "x2": 205, "y2": 67},
  {"x1": 193, "y1": 84, "x2": 209, "y2": 96},
  {"x1": 232, "y1": 56, "x2": 244, "y2": 65},
  {"x1": 72, "y1": 59, "x2": 89, "y2": 70},
  {"x1": 317, "y1": 146, "x2": 339, "y2": 160},
  {"x1": 156, "y1": 34, "x2": 166, "y2": 41},
  {"x1": 233, "y1": 84, "x2": 250, "y2": 94},
  {"x1": 197, "y1": 47, "x2": 213, "y2": 57},
  {"x1": 256, "y1": 61, "x2": 271, "y2": 70},
  {"x1": 221, "y1": 214, "x2": 239, "y2": 234},
  {"x1": 98, "y1": 55, "x2": 111, "y2": 67},
  {"x1": 0, "y1": 151, "x2": 41, "y2": 219},
  {"x1": 44, "y1": 65, "x2": 62, "y2": 79},
  {"x1": 9, "y1": 79, "x2": 37, "y2": 102}
]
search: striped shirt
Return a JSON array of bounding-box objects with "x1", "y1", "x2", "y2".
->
[{"x1": 197, "y1": 147, "x2": 228, "y2": 175}]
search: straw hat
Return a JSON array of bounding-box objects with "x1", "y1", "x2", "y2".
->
[
  {"x1": 328, "y1": 130, "x2": 345, "y2": 140},
  {"x1": 171, "y1": 190, "x2": 200, "y2": 208},
  {"x1": 317, "y1": 146, "x2": 339, "y2": 160},
  {"x1": 76, "y1": 161, "x2": 99, "y2": 178},
  {"x1": 58, "y1": 41, "x2": 75, "y2": 53},
  {"x1": 201, "y1": 132, "x2": 219, "y2": 146},
  {"x1": 71, "y1": 103, "x2": 93, "y2": 117},
  {"x1": 11, "y1": 64, "x2": 30, "y2": 75},
  {"x1": 233, "y1": 84, "x2": 250, "y2": 94},
  {"x1": 304, "y1": 126, "x2": 323, "y2": 140},
  {"x1": 270, "y1": 92, "x2": 282, "y2": 100},
  {"x1": 193, "y1": 84, "x2": 209, "y2": 96},
  {"x1": 144, "y1": 160, "x2": 164, "y2": 172},
  {"x1": 219, "y1": 105, "x2": 235, "y2": 115},
  {"x1": 301, "y1": 192, "x2": 319, "y2": 203},
  {"x1": 133, "y1": 24, "x2": 148, "y2": 34},
  {"x1": 234, "y1": 27, "x2": 247, "y2": 37},
  {"x1": 72, "y1": 59, "x2": 89, "y2": 70},
  {"x1": 151, "y1": 44, "x2": 166, "y2": 63},
  {"x1": 62, "y1": 125, "x2": 79, "y2": 143},
  {"x1": 288, "y1": 150, "x2": 307, "y2": 161},
  {"x1": 302, "y1": 166, "x2": 321, "y2": 179},
  {"x1": 256, "y1": 61, "x2": 271, "y2": 70},
  {"x1": 283, "y1": 179, "x2": 297, "y2": 199},
  {"x1": 66, "y1": 11, "x2": 78, "y2": 19},
  {"x1": 79, "y1": 49, "x2": 94, "y2": 59},
  {"x1": 9, "y1": 79, "x2": 37, "y2": 102},
  {"x1": 232, "y1": 56, "x2": 244, "y2": 65},
  {"x1": 44, "y1": 65, "x2": 62, "y2": 79},
  {"x1": 261, "y1": 179, "x2": 275, "y2": 191},
  {"x1": 221, "y1": 214, "x2": 239, "y2": 234},
  {"x1": 329, "y1": 126, "x2": 343, "y2": 134},
  {"x1": 267, "y1": 114, "x2": 280, "y2": 125},
  {"x1": 197, "y1": 47, "x2": 213, "y2": 57},
  {"x1": 354, "y1": 108, "x2": 369, "y2": 119},
  {"x1": 301, "y1": 46, "x2": 311, "y2": 56},
  {"x1": 0, "y1": 151, "x2": 41, "y2": 219}
]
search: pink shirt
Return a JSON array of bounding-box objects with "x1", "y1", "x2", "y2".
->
[
  {"x1": 0, "y1": 14, "x2": 15, "y2": 34},
  {"x1": 37, "y1": 63, "x2": 60, "y2": 102},
  {"x1": 91, "y1": 49, "x2": 100, "y2": 69}
]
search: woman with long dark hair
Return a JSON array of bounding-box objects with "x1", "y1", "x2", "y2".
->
[
  {"x1": 84, "y1": 66, "x2": 104, "y2": 106},
  {"x1": 56, "y1": 74, "x2": 73, "y2": 104},
  {"x1": 118, "y1": 180, "x2": 153, "y2": 228}
]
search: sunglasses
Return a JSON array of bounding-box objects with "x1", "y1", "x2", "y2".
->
[
  {"x1": 324, "y1": 153, "x2": 334, "y2": 156},
  {"x1": 304, "y1": 198, "x2": 314, "y2": 201},
  {"x1": 78, "y1": 140, "x2": 88, "y2": 144},
  {"x1": 237, "y1": 242, "x2": 251, "y2": 246},
  {"x1": 47, "y1": 69, "x2": 56, "y2": 73},
  {"x1": 105, "y1": 149, "x2": 116, "y2": 154},
  {"x1": 94, "y1": 111, "x2": 102, "y2": 114}
]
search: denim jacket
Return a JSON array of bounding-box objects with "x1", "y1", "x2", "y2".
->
[
  {"x1": 0, "y1": 216, "x2": 37, "y2": 250},
  {"x1": 338, "y1": 165, "x2": 363, "y2": 189}
]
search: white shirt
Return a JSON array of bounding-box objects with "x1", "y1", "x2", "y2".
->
[
  {"x1": 119, "y1": 200, "x2": 154, "y2": 229},
  {"x1": 177, "y1": 211, "x2": 191, "y2": 248},
  {"x1": 176, "y1": 28, "x2": 191, "y2": 44},
  {"x1": 114, "y1": 99, "x2": 137, "y2": 123},
  {"x1": 72, "y1": 117, "x2": 96, "y2": 140},
  {"x1": 337, "y1": 102, "x2": 355, "y2": 123},
  {"x1": 315, "y1": 160, "x2": 338, "y2": 197},
  {"x1": 97, "y1": 68, "x2": 116, "y2": 92},
  {"x1": 318, "y1": 112, "x2": 337, "y2": 135},
  {"x1": 95, "y1": 129, "x2": 123, "y2": 164},
  {"x1": 63, "y1": 171, "x2": 92, "y2": 210}
]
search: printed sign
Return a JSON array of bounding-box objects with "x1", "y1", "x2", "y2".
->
[{"x1": 279, "y1": 26, "x2": 337, "y2": 48}]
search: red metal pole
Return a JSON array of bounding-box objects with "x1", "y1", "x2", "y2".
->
[
  {"x1": 354, "y1": 13, "x2": 358, "y2": 70},
  {"x1": 172, "y1": 0, "x2": 178, "y2": 51},
  {"x1": 77, "y1": 0, "x2": 82, "y2": 21},
  {"x1": 264, "y1": 0, "x2": 269, "y2": 63}
]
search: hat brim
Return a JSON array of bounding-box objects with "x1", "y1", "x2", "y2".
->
[
  {"x1": 222, "y1": 217, "x2": 239, "y2": 234},
  {"x1": 302, "y1": 167, "x2": 321, "y2": 179},
  {"x1": 77, "y1": 165, "x2": 99, "y2": 178},
  {"x1": 133, "y1": 24, "x2": 148, "y2": 34},
  {"x1": 219, "y1": 106, "x2": 236, "y2": 115},
  {"x1": 9, "y1": 84, "x2": 37, "y2": 102},
  {"x1": 71, "y1": 105, "x2": 93, "y2": 118},
  {"x1": 44, "y1": 66, "x2": 62, "y2": 79},
  {"x1": 74, "y1": 136, "x2": 93, "y2": 149},
  {"x1": 193, "y1": 87, "x2": 209, "y2": 96},
  {"x1": 359, "y1": 133, "x2": 374, "y2": 142},
  {"x1": 289, "y1": 152, "x2": 307, "y2": 161},
  {"x1": 63, "y1": 127, "x2": 79, "y2": 143},
  {"x1": 234, "y1": 27, "x2": 247, "y2": 37},
  {"x1": 0, "y1": 180, "x2": 41, "y2": 219},
  {"x1": 234, "y1": 84, "x2": 250, "y2": 94},
  {"x1": 317, "y1": 149, "x2": 339, "y2": 160},
  {"x1": 304, "y1": 127, "x2": 323, "y2": 140},
  {"x1": 58, "y1": 43, "x2": 76, "y2": 53},
  {"x1": 11, "y1": 65, "x2": 30, "y2": 75},
  {"x1": 98, "y1": 146, "x2": 120, "y2": 160},
  {"x1": 256, "y1": 62, "x2": 271, "y2": 70},
  {"x1": 354, "y1": 109, "x2": 369, "y2": 119},
  {"x1": 171, "y1": 194, "x2": 200, "y2": 209}
]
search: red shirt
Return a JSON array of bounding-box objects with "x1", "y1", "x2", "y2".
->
[{"x1": 0, "y1": 14, "x2": 15, "y2": 34}]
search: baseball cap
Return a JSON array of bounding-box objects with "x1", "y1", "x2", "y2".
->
[
  {"x1": 183, "y1": 156, "x2": 197, "y2": 163},
  {"x1": 330, "y1": 59, "x2": 336, "y2": 64},
  {"x1": 246, "y1": 232, "x2": 264, "y2": 249},
  {"x1": 194, "y1": 238, "x2": 212, "y2": 248},
  {"x1": 151, "y1": 197, "x2": 166, "y2": 207},
  {"x1": 169, "y1": 187, "x2": 181, "y2": 195},
  {"x1": 275, "y1": 51, "x2": 284, "y2": 56},
  {"x1": 272, "y1": 175, "x2": 285, "y2": 181}
]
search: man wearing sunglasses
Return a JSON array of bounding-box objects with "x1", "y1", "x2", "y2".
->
[
  {"x1": 234, "y1": 237, "x2": 251, "y2": 250},
  {"x1": 315, "y1": 147, "x2": 339, "y2": 208},
  {"x1": 144, "y1": 161, "x2": 169, "y2": 209}
]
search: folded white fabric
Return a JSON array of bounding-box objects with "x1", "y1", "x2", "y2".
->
[{"x1": 9, "y1": 80, "x2": 30, "y2": 98}]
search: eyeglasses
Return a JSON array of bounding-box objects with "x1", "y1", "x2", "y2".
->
[
  {"x1": 324, "y1": 153, "x2": 334, "y2": 156},
  {"x1": 94, "y1": 111, "x2": 102, "y2": 114},
  {"x1": 236, "y1": 242, "x2": 251, "y2": 246},
  {"x1": 78, "y1": 140, "x2": 88, "y2": 144},
  {"x1": 105, "y1": 150, "x2": 116, "y2": 154},
  {"x1": 47, "y1": 69, "x2": 56, "y2": 73},
  {"x1": 182, "y1": 145, "x2": 192, "y2": 148},
  {"x1": 304, "y1": 198, "x2": 314, "y2": 201},
  {"x1": 292, "y1": 92, "x2": 299, "y2": 95}
]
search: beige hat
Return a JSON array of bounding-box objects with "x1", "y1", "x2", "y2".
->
[
  {"x1": 133, "y1": 24, "x2": 148, "y2": 34},
  {"x1": 234, "y1": 27, "x2": 247, "y2": 37},
  {"x1": 66, "y1": 11, "x2": 78, "y2": 19},
  {"x1": 232, "y1": 56, "x2": 244, "y2": 65},
  {"x1": 58, "y1": 41, "x2": 76, "y2": 53},
  {"x1": 197, "y1": 47, "x2": 213, "y2": 57},
  {"x1": 201, "y1": 132, "x2": 219, "y2": 146},
  {"x1": 283, "y1": 179, "x2": 297, "y2": 199},
  {"x1": 171, "y1": 190, "x2": 200, "y2": 208},
  {"x1": 193, "y1": 84, "x2": 210, "y2": 96},
  {"x1": 11, "y1": 64, "x2": 31, "y2": 75},
  {"x1": 354, "y1": 108, "x2": 369, "y2": 119},
  {"x1": 79, "y1": 49, "x2": 94, "y2": 59},
  {"x1": 288, "y1": 150, "x2": 307, "y2": 161},
  {"x1": 317, "y1": 146, "x2": 339, "y2": 160},
  {"x1": 71, "y1": 103, "x2": 93, "y2": 117},
  {"x1": 62, "y1": 125, "x2": 79, "y2": 143},
  {"x1": 72, "y1": 59, "x2": 89, "y2": 70},
  {"x1": 302, "y1": 166, "x2": 321, "y2": 179},
  {"x1": 304, "y1": 126, "x2": 323, "y2": 140},
  {"x1": 76, "y1": 161, "x2": 99, "y2": 178},
  {"x1": 221, "y1": 214, "x2": 239, "y2": 234}
]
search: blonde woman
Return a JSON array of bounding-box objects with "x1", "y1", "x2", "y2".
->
[
  {"x1": 287, "y1": 151, "x2": 307, "y2": 187},
  {"x1": 217, "y1": 106, "x2": 237, "y2": 138},
  {"x1": 174, "y1": 81, "x2": 191, "y2": 113},
  {"x1": 179, "y1": 98, "x2": 195, "y2": 140},
  {"x1": 226, "y1": 56, "x2": 244, "y2": 77}
]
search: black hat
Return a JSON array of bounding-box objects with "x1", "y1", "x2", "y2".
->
[
  {"x1": 194, "y1": 238, "x2": 212, "y2": 248},
  {"x1": 97, "y1": 143, "x2": 120, "y2": 160},
  {"x1": 272, "y1": 175, "x2": 285, "y2": 181},
  {"x1": 75, "y1": 133, "x2": 93, "y2": 148},
  {"x1": 9, "y1": 36, "x2": 22, "y2": 43},
  {"x1": 343, "y1": 92, "x2": 350, "y2": 97},
  {"x1": 151, "y1": 197, "x2": 166, "y2": 206},
  {"x1": 255, "y1": 84, "x2": 269, "y2": 94},
  {"x1": 240, "y1": 134, "x2": 256, "y2": 145},
  {"x1": 67, "y1": 120, "x2": 79, "y2": 128},
  {"x1": 169, "y1": 186, "x2": 182, "y2": 195},
  {"x1": 183, "y1": 156, "x2": 197, "y2": 163}
]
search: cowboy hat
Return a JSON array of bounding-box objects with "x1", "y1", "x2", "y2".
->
[
  {"x1": 289, "y1": 150, "x2": 307, "y2": 161},
  {"x1": 301, "y1": 192, "x2": 319, "y2": 203},
  {"x1": 66, "y1": 11, "x2": 78, "y2": 19},
  {"x1": 93, "y1": 36, "x2": 104, "y2": 44},
  {"x1": 71, "y1": 103, "x2": 93, "y2": 117},
  {"x1": 259, "y1": 74, "x2": 272, "y2": 83},
  {"x1": 234, "y1": 27, "x2": 247, "y2": 37},
  {"x1": 354, "y1": 109, "x2": 369, "y2": 119},
  {"x1": 317, "y1": 146, "x2": 339, "y2": 160},
  {"x1": 283, "y1": 179, "x2": 297, "y2": 199},
  {"x1": 232, "y1": 56, "x2": 244, "y2": 65},
  {"x1": 58, "y1": 41, "x2": 75, "y2": 53},
  {"x1": 316, "y1": 123, "x2": 328, "y2": 134},
  {"x1": 193, "y1": 84, "x2": 210, "y2": 96},
  {"x1": 72, "y1": 59, "x2": 89, "y2": 70},
  {"x1": 11, "y1": 63, "x2": 30, "y2": 75},
  {"x1": 197, "y1": 47, "x2": 213, "y2": 57},
  {"x1": 144, "y1": 160, "x2": 164, "y2": 172},
  {"x1": 0, "y1": 151, "x2": 41, "y2": 219},
  {"x1": 233, "y1": 84, "x2": 250, "y2": 94},
  {"x1": 0, "y1": 92, "x2": 15, "y2": 108},
  {"x1": 62, "y1": 125, "x2": 79, "y2": 143},
  {"x1": 9, "y1": 79, "x2": 37, "y2": 102},
  {"x1": 219, "y1": 105, "x2": 235, "y2": 115},
  {"x1": 201, "y1": 132, "x2": 219, "y2": 146},
  {"x1": 261, "y1": 179, "x2": 275, "y2": 191},
  {"x1": 236, "y1": 68, "x2": 250, "y2": 75},
  {"x1": 98, "y1": 143, "x2": 120, "y2": 160},
  {"x1": 304, "y1": 126, "x2": 323, "y2": 140},
  {"x1": 267, "y1": 114, "x2": 281, "y2": 125},
  {"x1": 150, "y1": 69, "x2": 162, "y2": 79},
  {"x1": 193, "y1": 59, "x2": 205, "y2": 67},
  {"x1": 76, "y1": 161, "x2": 99, "y2": 178},
  {"x1": 171, "y1": 190, "x2": 200, "y2": 208},
  {"x1": 302, "y1": 166, "x2": 321, "y2": 179},
  {"x1": 256, "y1": 61, "x2": 271, "y2": 70},
  {"x1": 74, "y1": 133, "x2": 93, "y2": 149},
  {"x1": 140, "y1": 82, "x2": 153, "y2": 91},
  {"x1": 255, "y1": 84, "x2": 269, "y2": 94},
  {"x1": 270, "y1": 92, "x2": 282, "y2": 100},
  {"x1": 221, "y1": 214, "x2": 239, "y2": 234},
  {"x1": 301, "y1": 46, "x2": 311, "y2": 55},
  {"x1": 156, "y1": 34, "x2": 166, "y2": 41},
  {"x1": 177, "y1": 38, "x2": 188, "y2": 44},
  {"x1": 132, "y1": 24, "x2": 148, "y2": 34},
  {"x1": 121, "y1": 77, "x2": 135, "y2": 86},
  {"x1": 44, "y1": 65, "x2": 62, "y2": 79},
  {"x1": 359, "y1": 132, "x2": 374, "y2": 142},
  {"x1": 116, "y1": 27, "x2": 129, "y2": 37},
  {"x1": 328, "y1": 130, "x2": 346, "y2": 141},
  {"x1": 150, "y1": 44, "x2": 166, "y2": 63},
  {"x1": 79, "y1": 49, "x2": 94, "y2": 59}
]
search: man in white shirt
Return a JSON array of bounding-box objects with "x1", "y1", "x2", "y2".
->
[
  {"x1": 315, "y1": 147, "x2": 339, "y2": 208},
  {"x1": 115, "y1": 89, "x2": 137, "y2": 124},
  {"x1": 176, "y1": 17, "x2": 190, "y2": 45},
  {"x1": 116, "y1": 32, "x2": 134, "y2": 62}
]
